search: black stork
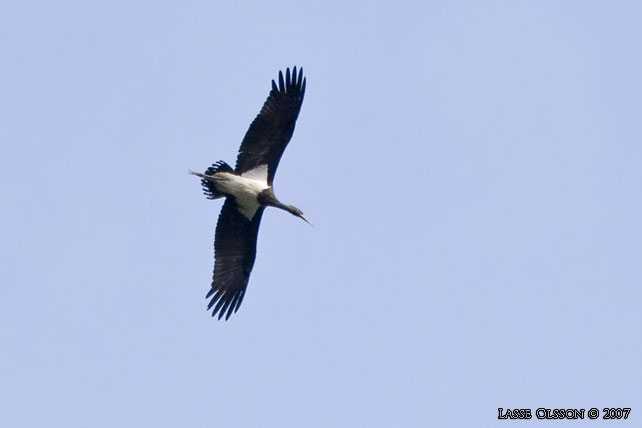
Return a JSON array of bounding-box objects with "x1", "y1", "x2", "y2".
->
[{"x1": 189, "y1": 67, "x2": 309, "y2": 320}]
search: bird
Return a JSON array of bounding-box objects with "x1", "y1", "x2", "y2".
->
[{"x1": 189, "y1": 66, "x2": 310, "y2": 320}]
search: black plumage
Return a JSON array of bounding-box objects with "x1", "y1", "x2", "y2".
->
[
  {"x1": 191, "y1": 67, "x2": 308, "y2": 320},
  {"x1": 235, "y1": 67, "x2": 306, "y2": 184},
  {"x1": 206, "y1": 200, "x2": 265, "y2": 320}
]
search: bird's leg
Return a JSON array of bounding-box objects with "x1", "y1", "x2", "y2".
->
[{"x1": 188, "y1": 170, "x2": 216, "y2": 182}]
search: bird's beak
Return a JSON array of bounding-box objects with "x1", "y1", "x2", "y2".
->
[{"x1": 300, "y1": 214, "x2": 314, "y2": 227}]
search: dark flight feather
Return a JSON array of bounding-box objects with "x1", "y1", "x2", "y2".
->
[
  {"x1": 200, "y1": 161, "x2": 233, "y2": 199},
  {"x1": 235, "y1": 66, "x2": 306, "y2": 185},
  {"x1": 206, "y1": 200, "x2": 265, "y2": 320}
]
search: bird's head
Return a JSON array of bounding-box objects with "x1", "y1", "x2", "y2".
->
[{"x1": 287, "y1": 205, "x2": 313, "y2": 226}]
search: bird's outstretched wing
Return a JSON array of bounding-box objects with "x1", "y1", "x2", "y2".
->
[
  {"x1": 235, "y1": 67, "x2": 306, "y2": 185},
  {"x1": 206, "y1": 199, "x2": 265, "y2": 320}
]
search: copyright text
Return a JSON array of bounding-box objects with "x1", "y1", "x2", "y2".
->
[{"x1": 497, "y1": 408, "x2": 631, "y2": 420}]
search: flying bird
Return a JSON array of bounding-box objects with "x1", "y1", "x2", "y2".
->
[{"x1": 190, "y1": 67, "x2": 309, "y2": 320}]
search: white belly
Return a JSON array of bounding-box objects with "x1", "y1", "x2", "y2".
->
[{"x1": 215, "y1": 168, "x2": 269, "y2": 220}]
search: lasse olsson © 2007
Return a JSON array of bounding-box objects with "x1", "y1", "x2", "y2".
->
[{"x1": 497, "y1": 407, "x2": 631, "y2": 420}]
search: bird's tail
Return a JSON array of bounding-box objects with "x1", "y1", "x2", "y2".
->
[{"x1": 189, "y1": 161, "x2": 233, "y2": 200}]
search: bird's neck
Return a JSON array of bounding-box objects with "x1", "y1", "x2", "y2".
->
[
  {"x1": 258, "y1": 188, "x2": 296, "y2": 215},
  {"x1": 258, "y1": 188, "x2": 281, "y2": 207}
]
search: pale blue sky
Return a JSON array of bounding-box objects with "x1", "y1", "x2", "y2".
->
[{"x1": 2, "y1": 1, "x2": 641, "y2": 427}]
